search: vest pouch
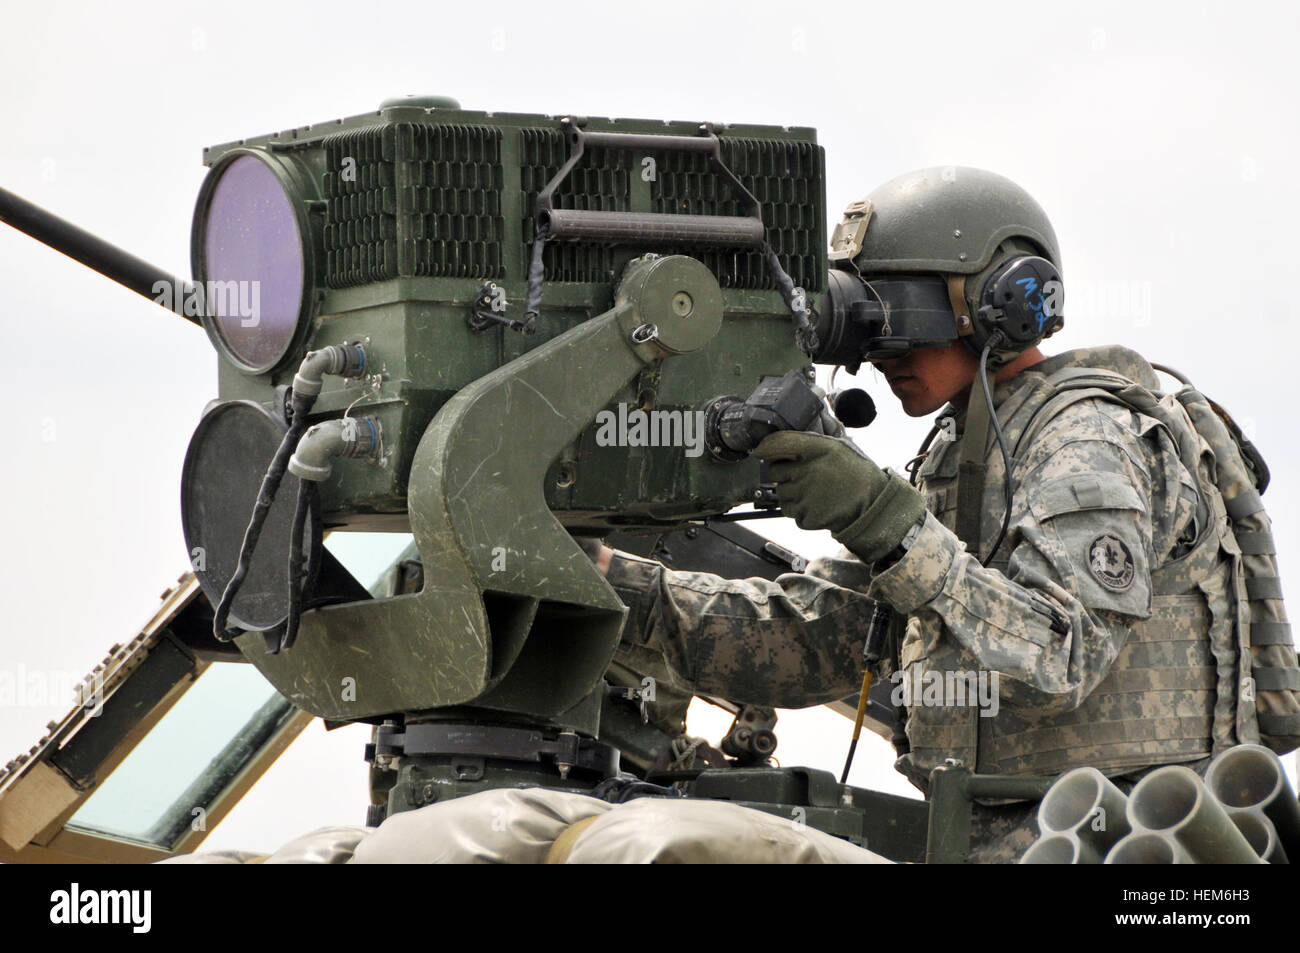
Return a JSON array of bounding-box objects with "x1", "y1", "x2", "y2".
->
[{"x1": 1179, "y1": 389, "x2": 1300, "y2": 754}]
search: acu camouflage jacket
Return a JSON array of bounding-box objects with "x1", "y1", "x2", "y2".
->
[{"x1": 606, "y1": 346, "x2": 1237, "y2": 786}]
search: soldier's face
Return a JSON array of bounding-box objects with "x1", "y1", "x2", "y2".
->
[{"x1": 871, "y1": 343, "x2": 979, "y2": 417}]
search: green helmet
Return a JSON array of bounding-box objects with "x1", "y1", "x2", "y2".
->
[
  {"x1": 827, "y1": 166, "x2": 1063, "y2": 363},
  {"x1": 837, "y1": 166, "x2": 1061, "y2": 277}
]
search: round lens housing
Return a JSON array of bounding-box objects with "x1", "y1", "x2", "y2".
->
[
  {"x1": 182, "y1": 400, "x2": 322, "y2": 632},
  {"x1": 192, "y1": 151, "x2": 314, "y2": 374}
]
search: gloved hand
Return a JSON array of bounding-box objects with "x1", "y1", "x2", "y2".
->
[{"x1": 755, "y1": 430, "x2": 927, "y2": 564}]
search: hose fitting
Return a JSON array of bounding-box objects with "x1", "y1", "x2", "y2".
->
[
  {"x1": 293, "y1": 344, "x2": 367, "y2": 398},
  {"x1": 289, "y1": 416, "x2": 381, "y2": 482}
]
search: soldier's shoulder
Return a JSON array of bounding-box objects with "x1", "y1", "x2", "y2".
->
[
  {"x1": 1015, "y1": 392, "x2": 1185, "y2": 493},
  {"x1": 1025, "y1": 392, "x2": 1150, "y2": 454}
]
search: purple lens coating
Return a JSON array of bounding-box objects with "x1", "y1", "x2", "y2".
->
[{"x1": 201, "y1": 155, "x2": 304, "y2": 370}]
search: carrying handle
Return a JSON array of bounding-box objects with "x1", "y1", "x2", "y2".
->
[
  {"x1": 535, "y1": 120, "x2": 763, "y2": 239},
  {"x1": 526, "y1": 120, "x2": 818, "y2": 353}
]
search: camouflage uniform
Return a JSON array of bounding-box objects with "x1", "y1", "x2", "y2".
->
[{"x1": 606, "y1": 345, "x2": 1234, "y2": 862}]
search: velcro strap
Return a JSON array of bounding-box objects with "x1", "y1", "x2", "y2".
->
[
  {"x1": 1250, "y1": 621, "x2": 1295, "y2": 646},
  {"x1": 1245, "y1": 577, "x2": 1284, "y2": 601},
  {"x1": 1225, "y1": 489, "x2": 1265, "y2": 522},
  {"x1": 956, "y1": 460, "x2": 987, "y2": 552},
  {"x1": 906, "y1": 724, "x2": 974, "y2": 748},
  {"x1": 1252, "y1": 668, "x2": 1300, "y2": 691},
  {"x1": 1238, "y1": 532, "x2": 1276, "y2": 555},
  {"x1": 545, "y1": 815, "x2": 602, "y2": 864},
  {"x1": 1129, "y1": 596, "x2": 1211, "y2": 642},
  {"x1": 1258, "y1": 713, "x2": 1300, "y2": 737},
  {"x1": 1000, "y1": 715, "x2": 1212, "y2": 753},
  {"x1": 1106, "y1": 669, "x2": 1217, "y2": 692},
  {"x1": 955, "y1": 378, "x2": 994, "y2": 557}
]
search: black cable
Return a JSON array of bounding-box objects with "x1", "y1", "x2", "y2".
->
[
  {"x1": 589, "y1": 776, "x2": 684, "y2": 803},
  {"x1": 212, "y1": 398, "x2": 312, "y2": 641},
  {"x1": 211, "y1": 346, "x2": 369, "y2": 647},
  {"x1": 978, "y1": 336, "x2": 1015, "y2": 567},
  {"x1": 279, "y1": 479, "x2": 313, "y2": 654},
  {"x1": 761, "y1": 241, "x2": 819, "y2": 355},
  {"x1": 522, "y1": 221, "x2": 549, "y2": 321},
  {"x1": 905, "y1": 421, "x2": 944, "y2": 487}
]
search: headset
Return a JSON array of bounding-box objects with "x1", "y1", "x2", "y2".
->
[
  {"x1": 812, "y1": 243, "x2": 1064, "y2": 371},
  {"x1": 966, "y1": 251, "x2": 1064, "y2": 358}
]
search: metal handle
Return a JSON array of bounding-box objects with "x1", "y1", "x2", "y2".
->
[
  {"x1": 541, "y1": 209, "x2": 764, "y2": 248},
  {"x1": 525, "y1": 119, "x2": 817, "y2": 355},
  {"x1": 534, "y1": 119, "x2": 763, "y2": 247}
]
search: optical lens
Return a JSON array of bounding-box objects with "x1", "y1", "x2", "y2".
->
[{"x1": 199, "y1": 154, "x2": 305, "y2": 371}]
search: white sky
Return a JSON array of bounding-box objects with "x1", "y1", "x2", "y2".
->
[{"x1": 2, "y1": 0, "x2": 1298, "y2": 854}]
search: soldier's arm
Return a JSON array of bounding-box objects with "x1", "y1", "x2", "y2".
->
[
  {"x1": 603, "y1": 548, "x2": 874, "y2": 708},
  {"x1": 869, "y1": 399, "x2": 1191, "y2": 713}
]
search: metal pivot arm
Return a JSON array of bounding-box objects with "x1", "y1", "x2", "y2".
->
[
  {"x1": 0, "y1": 186, "x2": 200, "y2": 324},
  {"x1": 235, "y1": 254, "x2": 725, "y2": 724}
]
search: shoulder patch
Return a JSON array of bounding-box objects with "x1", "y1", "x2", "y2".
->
[{"x1": 1088, "y1": 534, "x2": 1135, "y2": 591}]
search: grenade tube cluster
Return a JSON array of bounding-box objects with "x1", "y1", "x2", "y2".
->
[{"x1": 1021, "y1": 745, "x2": 1298, "y2": 864}]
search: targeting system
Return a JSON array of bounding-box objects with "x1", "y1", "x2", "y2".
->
[{"x1": 174, "y1": 99, "x2": 835, "y2": 725}]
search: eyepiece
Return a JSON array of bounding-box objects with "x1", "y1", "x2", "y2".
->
[{"x1": 703, "y1": 370, "x2": 826, "y2": 462}]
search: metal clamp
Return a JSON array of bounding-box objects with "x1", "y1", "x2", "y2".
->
[
  {"x1": 367, "y1": 722, "x2": 620, "y2": 781},
  {"x1": 468, "y1": 281, "x2": 535, "y2": 334},
  {"x1": 630, "y1": 323, "x2": 659, "y2": 345}
]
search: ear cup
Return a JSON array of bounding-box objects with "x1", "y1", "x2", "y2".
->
[{"x1": 973, "y1": 255, "x2": 1063, "y2": 351}]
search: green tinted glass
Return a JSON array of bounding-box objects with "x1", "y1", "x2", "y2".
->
[{"x1": 67, "y1": 664, "x2": 291, "y2": 848}]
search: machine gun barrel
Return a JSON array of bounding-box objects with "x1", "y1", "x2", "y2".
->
[{"x1": 0, "y1": 185, "x2": 199, "y2": 324}]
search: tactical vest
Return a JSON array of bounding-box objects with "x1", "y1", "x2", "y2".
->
[{"x1": 902, "y1": 362, "x2": 1299, "y2": 780}]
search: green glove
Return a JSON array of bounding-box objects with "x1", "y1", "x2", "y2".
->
[{"x1": 755, "y1": 430, "x2": 927, "y2": 563}]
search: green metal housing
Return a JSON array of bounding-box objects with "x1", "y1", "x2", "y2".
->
[
  {"x1": 192, "y1": 103, "x2": 828, "y2": 722},
  {"x1": 199, "y1": 102, "x2": 828, "y2": 533}
]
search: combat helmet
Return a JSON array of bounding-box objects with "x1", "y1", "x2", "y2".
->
[{"x1": 829, "y1": 166, "x2": 1064, "y2": 364}]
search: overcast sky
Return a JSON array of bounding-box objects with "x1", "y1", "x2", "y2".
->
[{"x1": 2, "y1": 0, "x2": 1298, "y2": 854}]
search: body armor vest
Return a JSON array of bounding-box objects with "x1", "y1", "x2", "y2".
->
[{"x1": 900, "y1": 355, "x2": 1296, "y2": 780}]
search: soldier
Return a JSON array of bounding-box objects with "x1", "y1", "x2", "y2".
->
[{"x1": 587, "y1": 167, "x2": 1256, "y2": 862}]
